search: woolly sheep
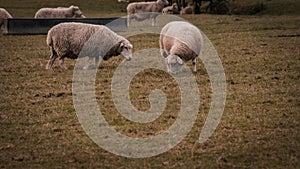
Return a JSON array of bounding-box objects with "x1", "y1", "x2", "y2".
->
[
  {"x1": 162, "y1": 3, "x2": 179, "y2": 14},
  {"x1": 0, "y1": 8, "x2": 12, "y2": 30},
  {"x1": 180, "y1": 3, "x2": 195, "y2": 15},
  {"x1": 159, "y1": 21, "x2": 203, "y2": 73},
  {"x1": 46, "y1": 22, "x2": 133, "y2": 70},
  {"x1": 34, "y1": 5, "x2": 83, "y2": 18},
  {"x1": 57, "y1": 7, "x2": 86, "y2": 18},
  {"x1": 127, "y1": 0, "x2": 169, "y2": 26}
]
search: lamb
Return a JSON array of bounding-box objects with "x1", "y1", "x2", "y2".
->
[
  {"x1": 46, "y1": 22, "x2": 133, "y2": 70},
  {"x1": 162, "y1": 3, "x2": 179, "y2": 14},
  {"x1": 127, "y1": 0, "x2": 169, "y2": 26},
  {"x1": 159, "y1": 21, "x2": 203, "y2": 73},
  {"x1": 180, "y1": 3, "x2": 195, "y2": 15},
  {"x1": 34, "y1": 5, "x2": 84, "y2": 18},
  {"x1": 0, "y1": 8, "x2": 12, "y2": 30}
]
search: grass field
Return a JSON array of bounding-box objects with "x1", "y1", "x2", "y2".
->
[{"x1": 0, "y1": 0, "x2": 299, "y2": 168}]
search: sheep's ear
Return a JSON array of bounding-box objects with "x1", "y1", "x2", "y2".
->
[
  {"x1": 120, "y1": 42, "x2": 125, "y2": 48},
  {"x1": 120, "y1": 42, "x2": 133, "y2": 49},
  {"x1": 177, "y1": 57, "x2": 184, "y2": 64}
]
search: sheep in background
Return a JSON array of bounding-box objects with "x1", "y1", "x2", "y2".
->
[
  {"x1": 180, "y1": 3, "x2": 195, "y2": 14},
  {"x1": 46, "y1": 22, "x2": 133, "y2": 70},
  {"x1": 162, "y1": 3, "x2": 179, "y2": 14},
  {"x1": 127, "y1": 0, "x2": 169, "y2": 26},
  {"x1": 159, "y1": 21, "x2": 203, "y2": 73},
  {"x1": 57, "y1": 7, "x2": 86, "y2": 18},
  {"x1": 0, "y1": 8, "x2": 12, "y2": 30},
  {"x1": 34, "y1": 5, "x2": 84, "y2": 18}
]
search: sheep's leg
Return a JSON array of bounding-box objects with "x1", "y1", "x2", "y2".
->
[
  {"x1": 192, "y1": 58, "x2": 197, "y2": 72},
  {"x1": 46, "y1": 48, "x2": 58, "y2": 69},
  {"x1": 165, "y1": 58, "x2": 170, "y2": 72},
  {"x1": 58, "y1": 57, "x2": 67, "y2": 69},
  {"x1": 83, "y1": 56, "x2": 93, "y2": 69}
]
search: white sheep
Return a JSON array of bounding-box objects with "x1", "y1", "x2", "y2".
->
[
  {"x1": 162, "y1": 3, "x2": 179, "y2": 14},
  {"x1": 180, "y1": 3, "x2": 195, "y2": 15},
  {"x1": 159, "y1": 21, "x2": 203, "y2": 73},
  {"x1": 57, "y1": 7, "x2": 86, "y2": 18},
  {"x1": 34, "y1": 5, "x2": 84, "y2": 18},
  {"x1": 46, "y1": 22, "x2": 133, "y2": 70},
  {"x1": 127, "y1": 0, "x2": 169, "y2": 26},
  {"x1": 0, "y1": 8, "x2": 12, "y2": 30}
]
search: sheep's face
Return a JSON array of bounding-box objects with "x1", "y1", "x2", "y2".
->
[
  {"x1": 71, "y1": 6, "x2": 82, "y2": 16},
  {"x1": 173, "y1": 3, "x2": 179, "y2": 10},
  {"x1": 167, "y1": 55, "x2": 184, "y2": 74},
  {"x1": 159, "y1": 0, "x2": 169, "y2": 6},
  {"x1": 119, "y1": 41, "x2": 133, "y2": 61},
  {"x1": 103, "y1": 41, "x2": 132, "y2": 61}
]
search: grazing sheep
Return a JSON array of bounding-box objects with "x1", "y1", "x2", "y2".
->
[
  {"x1": 159, "y1": 21, "x2": 203, "y2": 73},
  {"x1": 0, "y1": 8, "x2": 12, "y2": 30},
  {"x1": 162, "y1": 3, "x2": 179, "y2": 14},
  {"x1": 46, "y1": 22, "x2": 133, "y2": 70},
  {"x1": 34, "y1": 5, "x2": 83, "y2": 18},
  {"x1": 57, "y1": 7, "x2": 86, "y2": 18},
  {"x1": 180, "y1": 3, "x2": 195, "y2": 15},
  {"x1": 127, "y1": 0, "x2": 169, "y2": 26}
]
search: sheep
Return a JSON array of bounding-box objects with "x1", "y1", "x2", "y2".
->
[
  {"x1": 57, "y1": 7, "x2": 86, "y2": 18},
  {"x1": 162, "y1": 3, "x2": 179, "y2": 14},
  {"x1": 159, "y1": 21, "x2": 203, "y2": 74},
  {"x1": 180, "y1": 3, "x2": 195, "y2": 15},
  {"x1": 0, "y1": 8, "x2": 12, "y2": 30},
  {"x1": 34, "y1": 5, "x2": 84, "y2": 18},
  {"x1": 127, "y1": 0, "x2": 169, "y2": 26},
  {"x1": 46, "y1": 22, "x2": 133, "y2": 70}
]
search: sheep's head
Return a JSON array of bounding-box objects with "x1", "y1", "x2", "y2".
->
[
  {"x1": 158, "y1": 0, "x2": 169, "y2": 6},
  {"x1": 103, "y1": 40, "x2": 133, "y2": 61},
  {"x1": 119, "y1": 40, "x2": 133, "y2": 61},
  {"x1": 167, "y1": 54, "x2": 184, "y2": 74},
  {"x1": 172, "y1": 3, "x2": 179, "y2": 10},
  {"x1": 71, "y1": 5, "x2": 82, "y2": 16}
]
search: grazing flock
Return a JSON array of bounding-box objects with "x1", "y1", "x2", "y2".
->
[{"x1": 0, "y1": 0, "x2": 203, "y2": 74}]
